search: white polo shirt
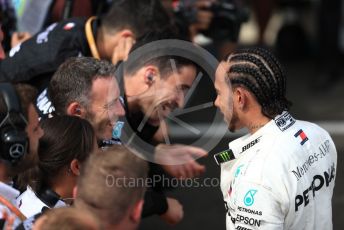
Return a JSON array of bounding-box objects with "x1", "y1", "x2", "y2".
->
[{"x1": 16, "y1": 186, "x2": 66, "y2": 218}]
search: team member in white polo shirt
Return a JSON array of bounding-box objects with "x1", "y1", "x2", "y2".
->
[
  {"x1": 0, "y1": 83, "x2": 43, "y2": 227},
  {"x1": 16, "y1": 115, "x2": 96, "y2": 218}
]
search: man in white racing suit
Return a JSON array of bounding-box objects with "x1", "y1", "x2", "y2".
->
[{"x1": 213, "y1": 47, "x2": 337, "y2": 230}]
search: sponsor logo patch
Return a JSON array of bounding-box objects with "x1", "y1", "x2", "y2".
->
[
  {"x1": 63, "y1": 22, "x2": 75, "y2": 30},
  {"x1": 36, "y1": 88, "x2": 55, "y2": 117},
  {"x1": 291, "y1": 139, "x2": 331, "y2": 181},
  {"x1": 295, "y1": 163, "x2": 335, "y2": 211},
  {"x1": 112, "y1": 121, "x2": 124, "y2": 139},
  {"x1": 244, "y1": 189, "x2": 257, "y2": 206},
  {"x1": 236, "y1": 226, "x2": 252, "y2": 230},
  {"x1": 275, "y1": 112, "x2": 295, "y2": 131},
  {"x1": 235, "y1": 165, "x2": 244, "y2": 178},
  {"x1": 238, "y1": 206, "x2": 262, "y2": 216},
  {"x1": 294, "y1": 129, "x2": 309, "y2": 145},
  {"x1": 236, "y1": 214, "x2": 261, "y2": 227},
  {"x1": 36, "y1": 23, "x2": 57, "y2": 44},
  {"x1": 214, "y1": 149, "x2": 235, "y2": 165},
  {"x1": 240, "y1": 137, "x2": 261, "y2": 153}
]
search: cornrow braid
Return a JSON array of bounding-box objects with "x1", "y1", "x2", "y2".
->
[
  {"x1": 227, "y1": 47, "x2": 292, "y2": 118},
  {"x1": 230, "y1": 54, "x2": 277, "y2": 100},
  {"x1": 248, "y1": 48, "x2": 287, "y2": 99},
  {"x1": 229, "y1": 64, "x2": 270, "y2": 103}
]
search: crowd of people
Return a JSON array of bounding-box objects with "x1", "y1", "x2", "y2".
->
[{"x1": 0, "y1": 0, "x2": 338, "y2": 230}]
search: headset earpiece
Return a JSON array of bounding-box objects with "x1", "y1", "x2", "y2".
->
[
  {"x1": 0, "y1": 83, "x2": 28, "y2": 164},
  {"x1": 147, "y1": 74, "x2": 154, "y2": 82},
  {"x1": 75, "y1": 107, "x2": 81, "y2": 114}
]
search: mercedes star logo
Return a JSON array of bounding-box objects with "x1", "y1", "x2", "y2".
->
[{"x1": 9, "y1": 143, "x2": 25, "y2": 158}]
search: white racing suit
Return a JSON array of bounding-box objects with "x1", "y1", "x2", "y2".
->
[{"x1": 219, "y1": 111, "x2": 337, "y2": 230}]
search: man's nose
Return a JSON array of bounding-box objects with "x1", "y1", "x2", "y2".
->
[
  {"x1": 115, "y1": 98, "x2": 125, "y2": 116},
  {"x1": 176, "y1": 90, "x2": 185, "y2": 108},
  {"x1": 214, "y1": 96, "x2": 219, "y2": 108}
]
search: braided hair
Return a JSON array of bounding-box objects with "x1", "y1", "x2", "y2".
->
[{"x1": 226, "y1": 47, "x2": 292, "y2": 118}]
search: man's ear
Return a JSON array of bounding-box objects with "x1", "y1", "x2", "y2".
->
[
  {"x1": 66, "y1": 102, "x2": 85, "y2": 118},
  {"x1": 118, "y1": 29, "x2": 134, "y2": 39},
  {"x1": 70, "y1": 159, "x2": 81, "y2": 176},
  {"x1": 234, "y1": 87, "x2": 247, "y2": 110},
  {"x1": 143, "y1": 66, "x2": 159, "y2": 85},
  {"x1": 130, "y1": 199, "x2": 144, "y2": 223}
]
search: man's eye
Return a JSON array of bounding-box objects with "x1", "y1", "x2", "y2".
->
[
  {"x1": 105, "y1": 98, "x2": 120, "y2": 109},
  {"x1": 104, "y1": 103, "x2": 112, "y2": 110},
  {"x1": 33, "y1": 126, "x2": 40, "y2": 133},
  {"x1": 177, "y1": 86, "x2": 189, "y2": 95}
]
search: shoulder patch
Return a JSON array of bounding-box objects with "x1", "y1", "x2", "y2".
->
[
  {"x1": 63, "y1": 22, "x2": 75, "y2": 31},
  {"x1": 274, "y1": 112, "x2": 295, "y2": 131},
  {"x1": 214, "y1": 149, "x2": 235, "y2": 165},
  {"x1": 36, "y1": 23, "x2": 58, "y2": 44},
  {"x1": 294, "y1": 129, "x2": 308, "y2": 145}
]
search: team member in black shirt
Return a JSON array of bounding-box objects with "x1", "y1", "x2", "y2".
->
[{"x1": 0, "y1": 0, "x2": 172, "y2": 91}]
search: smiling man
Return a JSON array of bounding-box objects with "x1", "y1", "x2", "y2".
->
[
  {"x1": 120, "y1": 31, "x2": 207, "y2": 181},
  {"x1": 49, "y1": 57, "x2": 125, "y2": 142},
  {"x1": 214, "y1": 47, "x2": 337, "y2": 230},
  {"x1": 48, "y1": 56, "x2": 207, "y2": 225},
  {"x1": 123, "y1": 54, "x2": 197, "y2": 143}
]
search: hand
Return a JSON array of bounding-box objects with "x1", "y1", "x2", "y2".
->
[
  {"x1": 2, "y1": 210, "x2": 16, "y2": 230},
  {"x1": 111, "y1": 36, "x2": 135, "y2": 65},
  {"x1": 155, "y1": 144, "x2": 207, "y2": 179},
  {"x1": 11, "y1": 32, "x2": 31, "y2": 47},
  {"x1": 160, "y1": 197, "x2": 183, "y2": 225}
]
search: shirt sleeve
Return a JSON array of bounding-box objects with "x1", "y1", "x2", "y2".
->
[
  {"x1": 141, "y1": 190, "x2": 168, "y2": 217},
  {"x1": 0, "y1": 20, "x2": 82, "y2": 83}
]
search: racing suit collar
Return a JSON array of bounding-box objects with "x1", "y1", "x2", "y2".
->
[
  {"x1": 215, "y1": 111, "x2": 295, "y2": 164},
  {"x1": 214, "y1": 118, "x2": 274, "y2": 165},
  {"x1": 229, "y1": 117, "x2": 276, "y2": 159},
  {"x1": 230, "y1": 111, "x2": 294, "y2": 159}
]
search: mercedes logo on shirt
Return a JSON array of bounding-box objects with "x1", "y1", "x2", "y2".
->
[{"x1": 9, "y1": 143, "x2": 25, "y2": 158}]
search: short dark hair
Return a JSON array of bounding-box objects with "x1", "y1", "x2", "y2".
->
[
  {"x1": 30, "y1": 115, "x2": 95, "y2": 192},
  {"x1": 226, "y1": 47, "x2": 292, "y2": 118},
  {"x1": 49, "y1": 57, "x2": 116, "y2": 115},
  {"x1": 124, "y1": 29, "x2": 197, "y2": 77},
  {"x1": 101, "y1": 0, "x2": 172, "y2": 38},
  {"x1": 75, "y1": 145, "x2": 148, "y2": 226},
  {"x1": 125, "y1": 55, "x2": 197, "y2": 79}
]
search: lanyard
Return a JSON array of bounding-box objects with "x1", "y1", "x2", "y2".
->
[
  {"x1": 85, "y1": 16, "x2": 100, "y2": 60},
  {"x1": 0, "y1": 195, "x2": 26, "y2": 221}
]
